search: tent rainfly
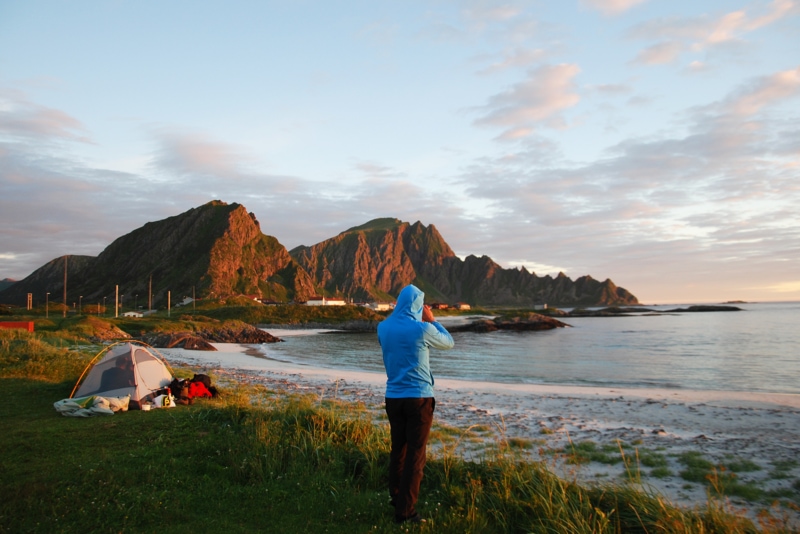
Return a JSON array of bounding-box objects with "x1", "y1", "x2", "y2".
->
[{"x1": 71, "y1": 341, "x2": 174, "y2": 409}]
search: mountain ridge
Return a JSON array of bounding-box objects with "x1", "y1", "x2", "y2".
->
[
  {"x1": 1, "y1": 202, "x2": 638, "y2": 308},
  {"x1": 290, "y1": 217, "x2": 637, "y2": 306}
]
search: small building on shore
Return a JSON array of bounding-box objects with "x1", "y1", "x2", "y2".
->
[
  {"x1": 305, "y1": 296, "x2": 347, "y2": 306},
  {"x1": 363, "y1": 302, "x2": 394, "y2": 311}
]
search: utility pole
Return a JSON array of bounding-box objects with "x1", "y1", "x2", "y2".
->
[
  {"x1": 115, "y1": 285, "x2": 119, "y2": 318},
  {"x1": 148, "y1": 274, "x2": 152, "y2": 312},
  {"x1": 63, "y1": 256, "x2": 68, "y2": 318}
]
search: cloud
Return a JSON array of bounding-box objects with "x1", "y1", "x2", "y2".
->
[
  {"x1": 581, "y1": 0, "x2": 648, "y2": 16},
  {"x1": 450, "y1": 64, "x2": 800, "y2": 300},
  {"x1": 476, "y1": 47, "x2": 548, "y2": 75},
  {"x1": 724, "y1": 66, "x2": 800, "y2": 116},
  {"x1": 632, "y1": 41, "x2": 683, "y2": 65},
  {"x1": 627, "y1": 1, "x2": 800, "y2": 66},
  {"x1": 762, "y1": 281, "x2": 800, "y2": 293},
  {"x1": 150, "y1": 130, "x2": 254, "y2": 180},
  {"x1": 474, "y1": 63, "x2": 581, "y2": 139},
  {"x1": 462, "y1": 3, "x2": 522, "y2": 24},
  {"x1": 0, "y1": 89, "x2": 89, "y2": 143},
  {"x1": 586, "y1": 83, "x2": 633, "y2": 96},
  {"x1": 703, "y1": 0, "x2": 798, "y2": 46}
]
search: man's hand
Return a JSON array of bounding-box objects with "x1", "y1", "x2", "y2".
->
[{"x1": 421, "y1": 304, "x2": 436, "y2": 323}]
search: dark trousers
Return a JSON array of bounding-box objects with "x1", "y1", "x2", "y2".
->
[{"x1": 385, "y1": 397, "x2": 435, "y2": 520}]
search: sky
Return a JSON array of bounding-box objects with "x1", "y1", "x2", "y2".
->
[{"x1": 1, "y1": 0, "x2": 799, "y2": 304}]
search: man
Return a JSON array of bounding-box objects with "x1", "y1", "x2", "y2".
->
[{"x1": 377, "y1": 284, "x2": 454, "y2": 524}]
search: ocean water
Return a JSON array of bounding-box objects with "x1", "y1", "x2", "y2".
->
[{"x1": 253, "y1": 301, "x2": 800, "y2": 394}]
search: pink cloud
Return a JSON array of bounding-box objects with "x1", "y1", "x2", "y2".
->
[
  {"x1": 475, "y1": 63, "x2": 581, "y2": 137},
  {"x1": 0, "y1": 91, "x2": 88, "y2": 142},
  {"x1": 727, "y1": 67, "x2": 800, "y2": 116},
  {"x1": 632, "y1": 41, "x2": 683, "y2": 65},
  {"x1": 581, "y1": 0, "x2": 647, "y2": 16}
]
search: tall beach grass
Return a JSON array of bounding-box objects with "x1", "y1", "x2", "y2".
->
[{"x1": 1, "y1": 331, "x2": 796, "y2": 533}]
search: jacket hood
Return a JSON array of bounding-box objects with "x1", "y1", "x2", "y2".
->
[{"x1": 394, "y1": 284, "x2": 424, "y2": 321}]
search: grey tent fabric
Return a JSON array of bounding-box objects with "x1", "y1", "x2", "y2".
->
[{"x1": 73, "y1": 343, "x2": 173, "y2": 409}]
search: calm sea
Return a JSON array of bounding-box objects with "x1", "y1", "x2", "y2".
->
[{"x1": 254, "y1": 301, "x2": 800, "y2": 395}]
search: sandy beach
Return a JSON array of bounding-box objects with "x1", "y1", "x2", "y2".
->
[{"x1": 163, "y1": 343, "x2": 800, "y2": 519}]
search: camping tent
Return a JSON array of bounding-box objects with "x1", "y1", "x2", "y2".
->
[{"x1": 71, "y1": 341, "x2": 174, "y2": 409}]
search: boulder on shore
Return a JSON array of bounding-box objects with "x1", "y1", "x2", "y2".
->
[
  {"x1": 140, "y1": 324, "x2": 282, "y2": 351},
  {"x1": 197, "y1": 324, "x2": 282, "y2": 344},
  {"x1": 140, "y1": 332, "x2": 217, "y2": 351}
]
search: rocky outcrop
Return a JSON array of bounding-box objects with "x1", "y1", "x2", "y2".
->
[
  {"x1": 141, "y1": 332, "x2": 218, "y2": 351},
  {"x1": 291, "y1": 218, "x2": 639, "y2": 307},
  {"x1": 196, "y1": 323, "x2": 282, "y2": 344},
  {"x1": 568, "y1": 307, "x2": 655, "y2": 316},
  {"x1": 448, "y1": 313, "x2": 571, "y2": 333},
  {"x1": 141, "y1": 323, "x2": 282, "y2": 351},
  {"x1": 664, "y1": 305, "x2": 742, "y2": 313},
  {"x1": 88, "y1": 323, "x2": 132, "y2": 342},
  {"x1": 567, "y1": 305, "x2": 741, "y2": 316}
]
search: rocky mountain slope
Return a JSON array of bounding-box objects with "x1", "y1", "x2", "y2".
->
[
  {"x1": 290, "y1": 218, "x2": 638, "y2": 306},
  {"x1": 1, "y1": 203, "x2": 638, "y2": 308},
  {"x1": 0, "y1": 279, "x2": 16, "y2": 292},
  {"x1": 0, "y1": 201, "x2": 316, "y2": 308}
]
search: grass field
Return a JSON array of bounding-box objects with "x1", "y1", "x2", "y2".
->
[{"x1": 1, "y1": 328, "x2": 796, "y2": 533}]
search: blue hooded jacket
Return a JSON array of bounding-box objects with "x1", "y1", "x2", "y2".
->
[{"x1": 378, "y1": 284, "x2": 454, "y2": 398}]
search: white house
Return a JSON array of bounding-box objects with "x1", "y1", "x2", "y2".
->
[
  {"x1": 305, "y1": 296, "x2": 346, "y2": 306},
  {"x1": 121, "y1": 311, "x2": 143, "y2": 318},
  {"x1": 365, "y1": 302, "x2": 394, "y2": 311}
]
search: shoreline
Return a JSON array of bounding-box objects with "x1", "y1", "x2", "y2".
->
[{"x1": 162, "y1": 343, "x2": 800, "y2": 520}]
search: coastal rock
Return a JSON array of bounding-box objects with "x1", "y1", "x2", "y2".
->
[
  {"x1": 568, "y1": 307, "x2": 656, "y2": 317},
  {"x1": 141, "y1": 332, "x2": 217, "y2": 351},
  {"x1": 88, "y1": 323, "x2": 132, "y2": 342},
  {"x1": 140, "y1": 323, "x2": 282, "y2": 351},
  {"x1": 449, "y1": 312, "x2": 570, "y2": 333},
  {"x1": 566, "y1": 305, "x2": 741, "y2": 317},
  {"x1": 664, "y1": 305, "x2": 742, "y2": 312},
  {"x1": 197, "y1": 323, "x2": 283, "y2": 344}
]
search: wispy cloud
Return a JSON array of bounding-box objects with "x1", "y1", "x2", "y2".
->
[
  {"x1": 451, "y1": 65, "x2": 800, "y2": 294},
  {"x1": 150, "y1": 130, "x2": 252, "y2": 180},
  {"x1": 474, "y1": 63, "x2": 581, "y2": 139},
  {"x1": 581, "y1": 0, "x2": 648, "y2": 16},
  {"x1": 701, "y1": 0, "x2": 797, "y2": 46},
  {"x1": 0, "y1": 89, "x2": 89, "y2": 143},
  {"x1": 628, "y1": 0, "x2": 800, "y2": 66},
  {"x1": 632, "y1": 41, "x2": 683, "y2": 65},
  {"x1": 724, "y1": 66, "x2": 800, "y2": 116},
  {"x1": 476, "y1": 47, "x2": 548, "y2": 75}
]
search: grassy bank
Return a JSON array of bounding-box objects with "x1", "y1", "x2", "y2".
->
[{"x1": 0, "y1": 330, "x2": 794, "y2": 533}]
